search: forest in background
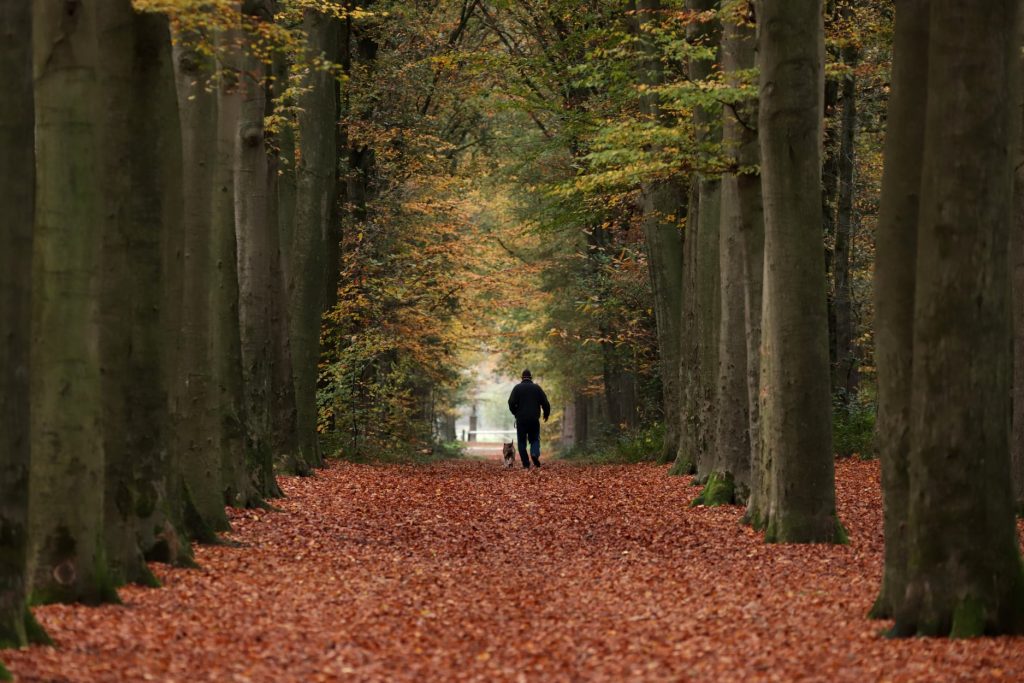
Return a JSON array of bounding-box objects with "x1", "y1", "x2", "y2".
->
[{"x1": 4, "y1": 1, "x2": 1024, "y2": 679}]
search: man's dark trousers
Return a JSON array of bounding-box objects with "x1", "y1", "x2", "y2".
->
[{"x1": 516, "y1": 417, "x2": 541, "y2": 468}]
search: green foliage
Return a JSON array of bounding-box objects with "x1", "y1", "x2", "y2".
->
[
  {"x1": 833, "y1": 390, "x2": 877, "y2": 458},
  {"x1": 559, "y1": 423, "x2": 664, "y2": 465}
]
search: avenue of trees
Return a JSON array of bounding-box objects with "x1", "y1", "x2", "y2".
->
[{"x1": 3, "y1": 1, "x2": 1024, "y2": 678}]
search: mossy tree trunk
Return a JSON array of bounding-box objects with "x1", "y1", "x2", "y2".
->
[
  {"x1": 290, "y1": 10, "x2": 340, "y2": 470},
  {"x1": 755, "y1": 0, "x2": 842, "y2": 542},
  {"x1": 892, "y1": 0, "x2": 1024, "y2": 637},
  {"x1": 706, "y1": 4, "x2": 759, "y2": 507},
  {"x1": 636, "y1": 0, "x2": 685, "y2": 464},
  {"x1": 30, "y1": 0, "x2": 118, "y2": 604},
  {"x1": 235, "y1": 3, "x2": 284, "y2": 499},
  {"x1": 171, "y1": 30, "x2": 231, "y2": 540},
  {"x1": 869, "y1": 0, "x2": 927, "y2": 620},
  {"x1": 97, "y1": 1, "x2": 184, "y2": 586},
  {"x1": 0, "y1": 0, "x2": 47, "y2": 652}
]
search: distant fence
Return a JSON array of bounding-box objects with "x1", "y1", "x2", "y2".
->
[{"x1": 461, "y1": 429, "x2": 517, "y2": 441}]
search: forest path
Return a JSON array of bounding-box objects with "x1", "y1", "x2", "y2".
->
[{"x1": 6, "y1": 460, "x2": 1024, "y2": 682}]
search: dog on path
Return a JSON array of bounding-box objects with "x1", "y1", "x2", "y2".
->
[{"x1": 502, "y1": 442, "x2": 515, "y2": 468}]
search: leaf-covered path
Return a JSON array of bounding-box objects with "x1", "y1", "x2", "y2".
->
[{"x1": 6, "y1": 459, "x2": 1024, "y2": 682}]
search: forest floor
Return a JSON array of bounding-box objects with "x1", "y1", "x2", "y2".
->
[{"x1": 5, "y1": 458, "x2": 1024, "y2": 682}]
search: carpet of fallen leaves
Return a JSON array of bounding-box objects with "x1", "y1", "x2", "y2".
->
[{"x1": 6, "y1": 457, "x2": 1024, "y2": 682}]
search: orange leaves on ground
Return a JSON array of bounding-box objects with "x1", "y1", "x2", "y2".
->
[{"x1": 6, "y1": 459, "x2": 1024, "y2": 681}]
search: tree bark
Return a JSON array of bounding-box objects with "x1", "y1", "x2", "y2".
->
[
  {"x1": 636, "y1": 0, "x2": 685, "y2": 463},
  {"x1": 673, "y1": 178, "x2": 702, "y2": 475},
  {"x1": 832, "y1": 40, "x2": 858, "y2": 399},
  {"x1": 0, "y1": 0, "x2": 45, "y2": 651},
  {"x1": 894, "y1": 0, "x2": 1024, "y2": 637},
  {"x1": 235, "y1": 25, "x2": 284, "y2": 499},
  {"x1": 30, "y1": 0, "x2": 118, "y2": 603},
  {"x1": 211, "y1": 28, "x2": 255, "y2": 508},
  {"x1": 672, "y1": 0, "x2": 720, "y2": 477},
  {"x1": 869, "y1": 0, "x2": 928, "y2": 621},
  {"x1": 267, "y1": 61, "x2": 305, "y2": 477},
  {"x1": 706, "y1": 6, "x2": 760, "y2": 506},
  {"x1": 290, "y1": 11, "x2": 340, "y2": 470},
  {"x1": 97, "y1": 0, "x2": 183, "y2": 587},
  {"x1": 1011, "y1": 4, "x2": 1024, "y2": 518},
  {"x1": 755, "y1": 0, "x2": 841, "y2": 542},
  {"x1": 171, "y1": 29, "x2": 231, "y2": 540}
]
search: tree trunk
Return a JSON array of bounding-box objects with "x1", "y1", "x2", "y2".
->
[
  {"x1": 894, "y1": 0, "x2": 1024, "y2": 637},
  {"x1": 869, "y1": 0, "x2": 928, "y2": 621},
  {"x1": 211, "y1": 29, "x2": 255, "y2": 508},
  {"x1": 267, "y1": 62, "x2": 305, "y2": 478},
  {"x1": 1011, "y1": 5, "x2": 1024, "y2": 518},
  {"x1": 694, "y1": 180, "x2": 721, "y2": 480},
  {"x1": 705, "y1": 6, "x2": 759, "y2": 507},
  {"x1": 672, "y1": 178, "x2": 702, "y2": 475},
  {"x1": 832, "y1": 42, "x2": 858, "y2": 399},
  {"x1": 171, "y1": 30, "x2": 231, "y2": 540},
  {"x1": 235, "y1": 34, "x2": 284, "y2": 499},
  {"x1": 755, "y1": 0, "x2": 841, "y2": 542},
  {"x1": 30, "y1": 0, "x2": 118, "y2": 604},
  {"x1": 636, "y1": 0, "x2": 685, "y2": 463},
  {"x1": 97, "y1": 1, "x2": 183, "y2": 587},
  {"x1": 290, "y1": 11, "x2": 340, "y2": 470},
  {"x1": 671, "y1": 0, "x2": 720, "y2": 478},
  {"x1": 0, "y1": 0, "x2": 46, "y2": 652}
]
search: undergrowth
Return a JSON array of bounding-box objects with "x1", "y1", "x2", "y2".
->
[
  {"x1": 833, "y1": 390, "x2": 876, "y2": 458},
  {"x1": 320, "y1": 432, "x2": 467, "y2": 465},
  {"x1": 557, "y1": 423, "x2": 664, "y2": 465}
]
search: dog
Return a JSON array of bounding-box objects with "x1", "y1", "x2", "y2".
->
[{"x1": 502, "y1": 442, "x2": 515, "y2": 468}]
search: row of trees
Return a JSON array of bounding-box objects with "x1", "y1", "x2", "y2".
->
[
  {"x1": 0, "y1": 0, "x2": 355, "y2": 670},
  {"x1": 637, "y1": 0, "x2": 1024, "y2": 636}
]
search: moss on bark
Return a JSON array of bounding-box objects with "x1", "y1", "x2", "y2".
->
[
  {"x1": 691, "y1": 471, "x2": 737, "y2": 507},
  {"x1": 23, "y1": 609, "x2": 50, "y2": 646},
  {"x1": 668, "y1": 456, "x2": 696, "y2": 477}
]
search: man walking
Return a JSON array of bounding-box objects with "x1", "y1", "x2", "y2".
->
[{"x1": 507, "y1": 369, "x2": 550, "y2": 469}]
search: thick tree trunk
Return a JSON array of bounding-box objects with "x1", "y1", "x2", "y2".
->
[
  {"x1": 894, "y1": 0, "x2": 1024, "y2": 637},
  {"x1": 707, "y1": 171, "x2": 749, "y2": 504},
  {"x1": 672, "y1": 178, "x2": 701, "y2": 475},
  {"x1": 171, "y1": 31, "x2": 231, "y2": 540},
  {"x1": 291, "y1": 11, "x2": 340, "y2": 470},
  {"x1": 832, "y1": 43, "x2": 858, "y2": 399},
  {"x1": 672, "y1": 0, "x2": 720, "y2": 478},
  {"x1": 755, "y1": 0, "x2": 841, "y2": 542},
  {"x1": 97, "y1": 1, "x2": 182, "y2": 587},
  {"x1": 694, "y1": 181, "x2": 721, "y2": 479},
  {"x1": 266, "y1": 63, "x2": 305, "y2": 478},
  {"x1": 739, "y1": 156, "x2": 766, "y2": 521},
  {"x1": 30, "y1": 0, "x2": 118, "y2": 604},
  {"x1": 212, "y1": 31, "x2": 255, "y2": 508},
  {"x1": 704, "y1": 8, "x2": 760, "y2": 506},
  {"x1": 636, "y1": 0, "x2": 685, "y2": 463},
  {"x1": 235, "y1": 41, "x2": 284, "y2": 499},
  {"x1": 0, "y1": 0, "x2": 45, "y2": 652},
  {"x1": 1011, "y1": 7, "x2": 1024, "y2": 517},
  {"x1": 869, "y1": 0, "x2": 928, "y2": 621}
]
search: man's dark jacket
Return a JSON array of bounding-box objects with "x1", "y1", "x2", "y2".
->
[{"x1": 508, "y1": 379, "x2": 551, "y2": 422}]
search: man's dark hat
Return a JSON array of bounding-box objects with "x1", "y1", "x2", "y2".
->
[{"x1": 522, "y1": 369, "x2": 532, "y2": 379}]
